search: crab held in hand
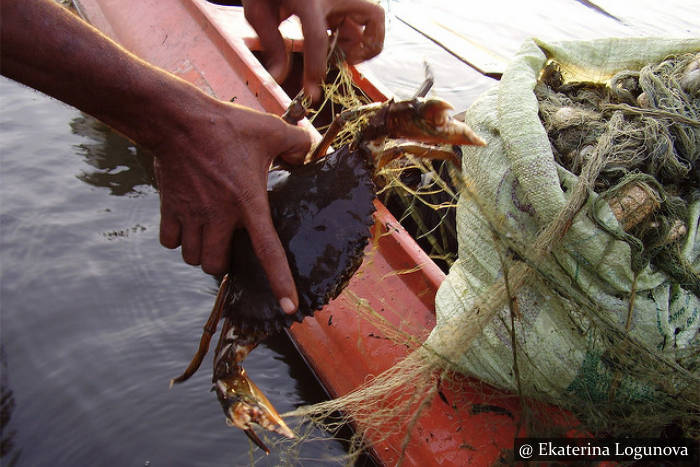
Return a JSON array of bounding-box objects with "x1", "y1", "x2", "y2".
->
[{"x1": 170, "y1": 83, "x2": 485, "y2": 454}]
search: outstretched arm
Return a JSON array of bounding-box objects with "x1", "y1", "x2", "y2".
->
[{"x1": 1, "y1": 0, "x2": 310, "y2": 314}]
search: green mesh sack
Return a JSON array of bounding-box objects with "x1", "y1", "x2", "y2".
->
[{"x1": 432, "y1": 38, "x2": 700, "y2": 435}]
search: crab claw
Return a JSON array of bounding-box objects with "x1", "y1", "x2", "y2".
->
[
  {"x1": 384, "y1": 98, "x2": 487, "y2": 147},
  {"x1": 214, "y1": 368, "x2": 295, "y2": 454},
  {"x1": 416, "y1": 98, "x2": 486, "y2": 146}
]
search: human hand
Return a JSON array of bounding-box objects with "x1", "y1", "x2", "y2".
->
[
  {"x1": 242, "y1": 0, "x2": 385, "y2": 101},
  {"x1": 153, "y1": 100, "x2": 310, "y2": 313},
  {"x1": 0, "y1": 0, "x2": 312, "y2": 313}
]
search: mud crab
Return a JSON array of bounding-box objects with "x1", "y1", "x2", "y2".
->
[{"x1": 170, "y1": 75, "x2": 485, "y2": 453}]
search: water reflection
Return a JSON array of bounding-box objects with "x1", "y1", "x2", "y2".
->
[
  {"x1": 70, "y1": 114, "x2": 155, "y2": 196},
  {"x1": 266, "y1": 333, "x2": 328, "y2": 405},
  {"x1": 1, "y1": 348, "x2": 21, "y2": 467}
]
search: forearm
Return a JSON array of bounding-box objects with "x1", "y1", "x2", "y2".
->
[{"x1": 0, "y1": 0, "x2": 210, "y2": 151}]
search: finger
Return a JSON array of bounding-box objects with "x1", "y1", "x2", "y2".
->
[
  {"x1": 240, "y1": 199, "x2": 298, "y2": 314},
  {"x1": 296, "y1": 3, "x2": 328, "y2": 102},
  {"x1": 160, "y1": 211, "x2": 182, "y2": 249},
  {"x1": 338, "y1": 4, "x2": 385, "y2": 64},
  {"x1": 357, "y1": 5, "x2": 385, "y2": 60},
  {"x1": 243, "y1": 0, "x2": 290, "y2": 81},
  {"x1": 338, "y1": 16, "x2": 363, "y2": 41},
  {"x1": 276, "y1": 122, "x2": 311, "y2": 165},
  {"x1": 336, "y1": 17, "x2": 364, "y2": 61},
  {"x1": 200, "y1": 222, "x2": 234, "y2": 276},
  {"x1": 181, "y1": 223, "x2": 203, "y2": 266}
]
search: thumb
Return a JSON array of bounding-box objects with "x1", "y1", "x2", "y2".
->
[{"x1": 277, "y1": 123, "x2": 311, "y2": 165}]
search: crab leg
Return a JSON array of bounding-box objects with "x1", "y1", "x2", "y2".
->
[
  {"x1": 308, "y1": 96, "x2": 485, "y2": 165},
  {"x1": 170, "y1": 273, "x2": 294, "y2": 453},
  {"x1": 373, "y1": 98, "x2": 487, "y2": 147},
  {"x1": 212, "y1": 319, "x2": 295, "y2": 454},
  {"x1": 374, "y1": 141, "x2": 461, "y2": 169},
  {"x1": 170, "y1": 274, "x2": 230, "y2": 387},
  {"x1": 307, "y1": 102, "x2": 383, "y2": 163},
  {"x1": 412, "y1": 62, "x2": 434, "y2": 99}
]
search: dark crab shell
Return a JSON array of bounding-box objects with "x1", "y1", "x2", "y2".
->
[{"x1": 224, "y1": 144, "x2": 376, "y2": 334}]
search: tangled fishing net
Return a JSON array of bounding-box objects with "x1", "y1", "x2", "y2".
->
[
  {"x1": 283, "y1": 38, "x2": 700, "y2": 463},
  {"x1": 304, "y1": 61, "x2": 462, "y2": 275}
]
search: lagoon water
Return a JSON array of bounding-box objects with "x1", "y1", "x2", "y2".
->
[
  {"x1": 1, "y1": 1, "x2": 697, "y2": 466},
  {"x1": 0, "y1": 76, "x2": 343, "y2": 466}
]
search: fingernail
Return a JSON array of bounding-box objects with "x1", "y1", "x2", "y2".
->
[{"x1": 280, "y1": 296, "x2": 297, "y2": 314}]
